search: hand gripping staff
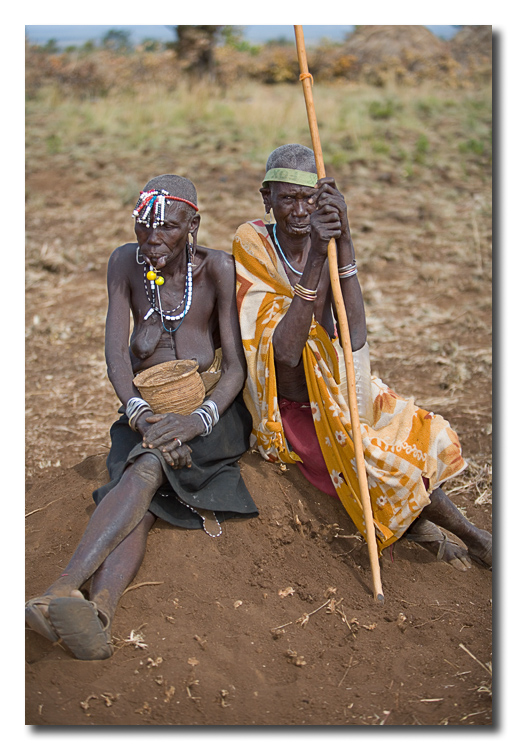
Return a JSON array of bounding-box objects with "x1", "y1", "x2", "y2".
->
[{"x1": 293, "y1": 25, "x2": 384, "y2": 603}]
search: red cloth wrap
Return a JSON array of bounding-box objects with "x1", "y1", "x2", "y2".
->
[
  {"x1": 279, "y1": 398, "x2": 339, "y2": 498},
  {"x1": 279, "y1": 398, "x2": 429, "y2": 497}
]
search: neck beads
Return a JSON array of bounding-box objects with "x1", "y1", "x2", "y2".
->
[
  {"x1": 137, "y1": 244, "x2": 193, "y2": 334},
  {"x1": 272, "y1": 223, "x2": 303, "y2": 277}
]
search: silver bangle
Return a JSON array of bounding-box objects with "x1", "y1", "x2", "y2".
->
[
  {"x1": 126, "y1": 397, "x2": 151, "y2": 419},
  {"x1": 193, "y1": 407, "x2": 213, "y2": 436},
  {"x1": 126, "y1": 397, "x2": 153, "y2": 432},
  {"x1": 202, "y1": 399, "x2": 220, "y2": 426},
  {"x1": 128, "y1": 406, "x2": 152, "y2": 431},
  {"x1": 192, "y1": 400, "x2": 220, "y2": 436},
  {"x1": 338, "y1": 260, "x2": 358, "y2": 279}
]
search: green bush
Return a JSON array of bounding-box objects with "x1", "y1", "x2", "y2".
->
[
  {"x1": 368, "y1": 99, "x2": 399, "y2": 120},
  {"x1": 459, "y1": 138, "x2": 485, "y2": 155}
]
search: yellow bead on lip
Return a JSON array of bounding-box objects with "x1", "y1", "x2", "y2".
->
[
  {"x1": 147, "y1": 270, "x2": 157, "y2": 281},
  {"x1": 155, "y1": 276, "x2": 165, "y2": 285}
]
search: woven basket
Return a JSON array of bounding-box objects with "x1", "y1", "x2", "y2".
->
[
  {"x1": 133, "y1": 359, "x2": 205, "y2": 415},
  {"x1": 200, "y1": 347, "x2": 222, "y2": 397}
]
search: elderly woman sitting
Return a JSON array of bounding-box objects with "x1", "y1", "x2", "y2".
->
[
  {"x1": 232, "y1": 144, "x2": 491, "y2": 572},
  {"x1": 25, "y1": 174, "x2": 257, "y2": 660}
]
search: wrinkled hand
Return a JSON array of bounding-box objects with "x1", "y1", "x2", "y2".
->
[
  {"x1": 142, "y1": 412, "x2": 202, "y2": 448},
  {"x1": 138, "y1": 412, "x2": 203, "y2": 468},
  {"x1": 160, "y1": 442, "x2": 193, "y2": 469},
  {"x1": 309, "y1": 178, "x2": 349, "y2": 252},
  {"x1": 141, "y1": 417, "x2": 194, "y2": 468}
]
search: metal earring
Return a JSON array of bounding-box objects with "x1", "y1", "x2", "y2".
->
[
  {"x1": 263, "y1": 211, "x2": 272, "y2": 225},
  {"x1": 188, "y1": 236, "x2": 197, "y2": 266}
]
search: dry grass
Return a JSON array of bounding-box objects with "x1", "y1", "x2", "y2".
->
[{"x1": 25, "y1": 75, "x2": 491, "y2": 490}]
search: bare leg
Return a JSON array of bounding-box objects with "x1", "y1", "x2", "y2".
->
[
  {"x1": 44, "y1": 453, "x2": 164, "y2": 598},
  {"x1": 26, "y1": 453, "x2": 164, "y2": 633},
  {"x1": 416, "y1": 486, "x2": 492, "y2": 566},
  {"x1": 87, "y1": 510, "x2": 157, "y2": 637}
]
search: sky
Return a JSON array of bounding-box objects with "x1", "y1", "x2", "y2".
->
[{"x1": 24, "y1": 24, "x2": 460, "y2": 48}]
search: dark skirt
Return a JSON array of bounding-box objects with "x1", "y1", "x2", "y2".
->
[{"x1": 93, "y1": 393, "x2": 258, "y2": 529}]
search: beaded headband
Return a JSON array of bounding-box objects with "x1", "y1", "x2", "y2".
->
[
  {"x1": 133, "y1": 189, "x2": 199, "y2": 228},
  {"x1": 262, "y1": 168, "x2": 318, "y2": 188}
]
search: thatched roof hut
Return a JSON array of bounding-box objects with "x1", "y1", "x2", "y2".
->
[
  {"x1": 342, "y1": 25, "x2": 446, "y2": 65},
  {"x1": 340, "y1": 25, "x2": 457, "y2": 85},
  {"x1": 449, "y1": 25, "x2": 492, "y2": 66}
]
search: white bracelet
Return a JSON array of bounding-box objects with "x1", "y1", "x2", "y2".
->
[
  {"x1": 126, "y1": 397, "x2": 151, "y2": 419},
  {"x1": 126, "y1": 397, "x2": 153, "y2": 432},
  {"x1": 202, "y1": 400, "x2": 220, "y2": 426},
  {"x1": 128, "y1": 405, "x2": 153, "y2": 432},
  {"x1": 193, "y1": 408, "x2": 213, "y2": 435},
  {"x1": 192, "y1": 400, "x2": 220, "y2": 436}
]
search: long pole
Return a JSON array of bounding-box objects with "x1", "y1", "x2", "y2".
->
[{"x1": 294, "y1": 25, "x2": 384, "y2": 604}]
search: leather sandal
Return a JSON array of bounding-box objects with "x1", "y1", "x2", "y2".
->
[{"x1": 48, "y1": 597, "x2": 113, "y2": 660}]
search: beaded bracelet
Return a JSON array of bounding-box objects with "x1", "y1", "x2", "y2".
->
[{"x1": 293, "y1": 283, "x2": 318, "y2": 301}]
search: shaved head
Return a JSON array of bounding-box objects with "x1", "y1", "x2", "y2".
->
[
  {"x1": 265, "y1": 144, "x2": 317, "y2": 174},
  {"x1": 143, "y1": 174, "x2": 198, "y2": 206}
]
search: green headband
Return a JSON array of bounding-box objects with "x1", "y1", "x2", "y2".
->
[{"x1": 262, "y1": 168, "x2": 318, "y2": 188}]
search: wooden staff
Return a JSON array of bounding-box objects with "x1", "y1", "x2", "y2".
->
[{"x1": 294, "y1": 25, "x2": 384, "y2": 603}]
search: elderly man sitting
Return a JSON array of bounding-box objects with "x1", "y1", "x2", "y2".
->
[{"x1": 232, "y1": 143, "x2": 491, "y2": 570}]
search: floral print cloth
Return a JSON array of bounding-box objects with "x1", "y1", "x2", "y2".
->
[{"x1": 232, "y1": 220, "x2": 467, "y2": 551}]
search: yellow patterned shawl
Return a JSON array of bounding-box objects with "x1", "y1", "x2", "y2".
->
[{"x1": 232, "y1": 220, "x2": 467, "y2": 551}]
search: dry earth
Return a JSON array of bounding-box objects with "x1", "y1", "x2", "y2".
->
[{"x1": 25, "y1": 85, "x2": 492, "y2": 727}]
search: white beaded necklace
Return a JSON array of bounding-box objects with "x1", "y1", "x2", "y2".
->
[
  {"x1": 155, "y1": 262, "x2": 193, "y2": 331},
  {"x1": 272, "y1": 223, "x2": 303, "y2": 277},
  {"x1": 138, "y1": 245, "x2": 193, "y2": 333}
]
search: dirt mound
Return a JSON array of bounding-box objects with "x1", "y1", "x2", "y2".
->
[{"x1": 25, "y1": 452, "x2": 492, "y2": 726}]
